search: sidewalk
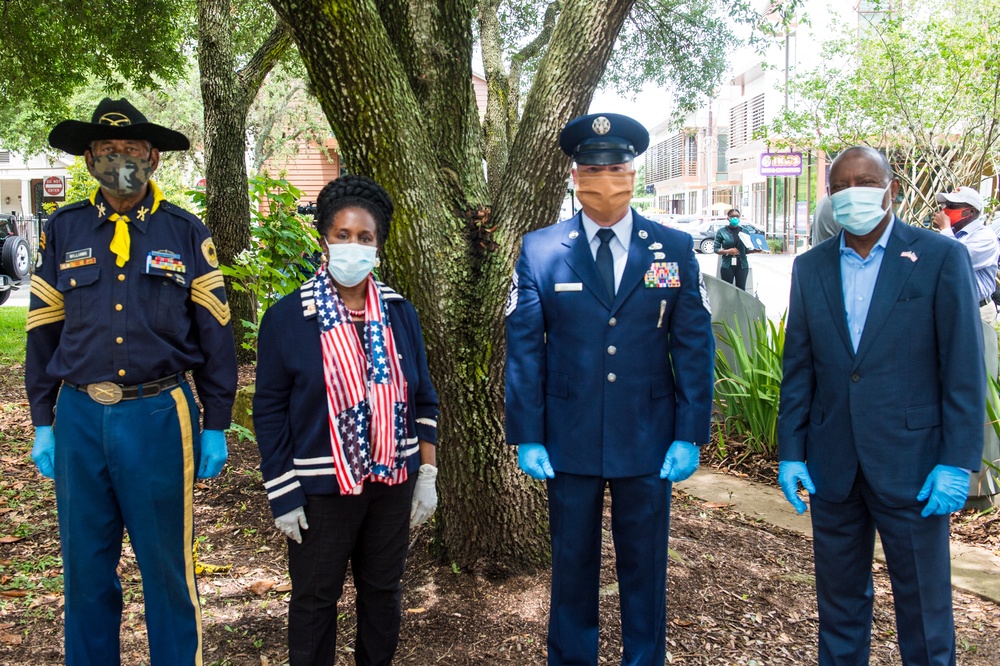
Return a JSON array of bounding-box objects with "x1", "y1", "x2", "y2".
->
[{"x1": 676, "y1": 468, "x2": 1000, "y2": 604}]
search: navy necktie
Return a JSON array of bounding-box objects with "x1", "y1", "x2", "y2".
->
[{"x1": 596, "y1": 228, "x2": 616, "y2": 300}]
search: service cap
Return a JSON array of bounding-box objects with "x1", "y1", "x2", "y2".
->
[{"x1": 559, "y1": 113, "x2": 649, "y2": 166}]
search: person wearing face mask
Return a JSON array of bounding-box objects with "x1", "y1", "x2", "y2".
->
[
  {"x1": 253, "y1": 174, "x2": 439, "y2": 666},
  {"x1": 931, "y1": 186, "x2": 999, "y2": 324},
  {"x1": 714, "y1": 208, "x2": 760, "y2": 290},
  {"x1": 777, "y1": 146, "x2": 984, "y2": 665},
  {"x1": 26, "y1": 98, "x2": 238, "y2": 664},
  {"x1": 505, "y1": 113, "x2": 714, "y2": 665}
]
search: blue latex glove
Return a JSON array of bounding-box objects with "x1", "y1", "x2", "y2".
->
[
  {"x1": 517, "y1": 443, "x2": 554, "y2": 480},
  {"x1": 198, "y1": 430, "x2": 228, "y2": 479},
  {"x1": 916, "y1": 464, "x2": 970, "y2": 517},
  {"x1": 778, "y1": 461, "x2": 816, "y2": 514},
  {"x1": 31, "y1": 426, "x2": 55, "y2": 479},
  {"x1": 660, "y1": 440, "x2": 699, "y2": 482}
]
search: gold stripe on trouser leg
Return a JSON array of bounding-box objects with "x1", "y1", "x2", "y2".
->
[{"x1": 171, "y1": 387, "x2": 203, "y2": 666}]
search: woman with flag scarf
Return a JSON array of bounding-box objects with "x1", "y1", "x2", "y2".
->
[{"x1": 253, "y1": 174, "x2": 439, "y2": 666}]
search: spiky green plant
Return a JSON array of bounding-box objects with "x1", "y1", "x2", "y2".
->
[{"x1": 713, "y1": 314, "x2": 786, "y2": 459}]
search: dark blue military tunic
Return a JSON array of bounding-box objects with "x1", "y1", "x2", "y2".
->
[{"x1": 26, "y1": 182, "x2": 237, "y2": 428}]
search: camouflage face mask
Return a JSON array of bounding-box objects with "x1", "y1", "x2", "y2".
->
[{"x1": 89, "y1": 153, "x2": 154, "y2": 197}]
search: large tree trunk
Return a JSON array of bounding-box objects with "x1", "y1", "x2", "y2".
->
[
  {"x1": 268, "y1": 0, "x2": 636, "y2": 569},
  {"x1": 197, "y1": 0, "x2": 291, "y2": 363}
]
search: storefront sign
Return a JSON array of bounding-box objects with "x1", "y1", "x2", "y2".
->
[{"x1": 759, "y1": 152, "x2": 803, "y2": 177}]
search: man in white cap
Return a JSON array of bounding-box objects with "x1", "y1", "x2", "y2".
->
[{"x1": 932, "y1": 186, "x2": 999, "y2": 323}]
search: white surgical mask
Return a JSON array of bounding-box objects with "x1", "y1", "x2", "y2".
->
[
  {"x1": 830, "y1": 182, "x2": 893, "y2": 236},
  {"x1": 326, "y1": 243, "x2": 377, "y2": 287}
]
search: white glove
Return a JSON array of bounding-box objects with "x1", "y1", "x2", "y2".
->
[
  {"x1": 409, "y1": 464, "x2": 438, "y2": 528},
  {"x1": 274, "y1": 506, "x2": 309, "y2": 544}
]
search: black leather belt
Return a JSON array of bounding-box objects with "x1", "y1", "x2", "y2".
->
[
  {"x1": 980, "y1": 298, "x2": 992, "y2": 308},
  {"x1": 65, "y1": 375, "x2": 184, "y2": 405}
]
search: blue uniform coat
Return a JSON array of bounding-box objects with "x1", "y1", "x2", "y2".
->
[{"x1": 505, "y1": 210, "x2": 715, "y2": 476}]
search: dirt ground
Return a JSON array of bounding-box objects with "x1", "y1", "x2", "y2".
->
[{"x1": 2, "y1": 364, "x2": 1000, "y2": 665}]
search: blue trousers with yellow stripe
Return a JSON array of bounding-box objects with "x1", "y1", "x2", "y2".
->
[{"x1": 53, "y1": 382, "x2": 203, "y2": 666}]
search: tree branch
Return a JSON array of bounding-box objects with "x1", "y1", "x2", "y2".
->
[{"x1": 237, "y1": 18, "x2": 293, "y2": 107}]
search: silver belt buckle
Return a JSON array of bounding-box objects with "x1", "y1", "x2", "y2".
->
[{"x1": 87, "y1": 382, "x2": 123, "y2": 405}]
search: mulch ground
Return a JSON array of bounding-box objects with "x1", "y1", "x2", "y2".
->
[{"x1": 1, "y1": 364, "x2": 999, "y2": 665}]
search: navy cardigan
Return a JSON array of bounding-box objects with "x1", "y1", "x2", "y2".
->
[{"x1": 253, "y1": 279, "x2": 439, "y2": 517}]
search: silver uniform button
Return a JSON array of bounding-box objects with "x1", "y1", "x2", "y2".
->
[
  {"x1": 607, "y1": 373, "x2": 617, "y2": 382},
  {"x1": 608, "y1": 346, "x2": 617, "y2": 355},
  {"x1": 609, "y1": 317, "x2": 617, "y2": 326}
]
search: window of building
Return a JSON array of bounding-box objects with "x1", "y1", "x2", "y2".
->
[
  {"x1": 750, "y1": 94, "x2": 766, "y2": 137},
  {"x1": 0, "y1": 151, "x2": 10, "y2": 164},
  {"x1": 729, "y1": 102, "x2": 747, "y2": 148}
]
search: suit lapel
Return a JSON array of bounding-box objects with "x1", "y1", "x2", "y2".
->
[
  {"x1": 817, "y1": 234, "x2": 855, "y2": 356},
  {"x1": 611, "y1": 214, "x2": 654, "y2": 315},
  {"x1": 563, "y1": 214, "x2": 613, "y2": 308},
  {"x1": 853, "y1": 220, "x2": 917, "y2": 367}
]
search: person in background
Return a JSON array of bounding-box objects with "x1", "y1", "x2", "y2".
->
[
  {"x1": 778, "y1": 146, "x2": 984, "y2": 665},
  {"x1": 505, "y1": 113, "x2": 715, "y2": 665},
  {"x1": 714, "y1": 208, "x2": 760, "y2": 290},
  {"x1": 27, "y1": 98, "x2": 237, "y2": 664},
  {"x1": 253, "y1": 174, "x2": 439, "y2": 666},
  {"x1": 809, "y1": 194, "x2": 840, "y2": 246},
  {"x1": 932, "y1": 186, "x2": 999, "y2": 324}
]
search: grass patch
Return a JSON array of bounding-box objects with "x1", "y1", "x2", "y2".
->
[{"x1": 0, "y1": 306, "x2": 27, "y2": 366}]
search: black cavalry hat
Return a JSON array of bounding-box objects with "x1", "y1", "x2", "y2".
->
[
  {"x1": 559, "y1": 113, "x2": 649, "y2": 166},
  {"x1": 48, "y1": 98, "x2": 190, "y2": 156}
]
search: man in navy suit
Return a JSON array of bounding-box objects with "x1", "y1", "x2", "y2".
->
[
  {"x1": 778, "y1": 146, "x2": 985, "y2": 665},
  {"x1": 505, "y1": 113, "x2": 715, "y2": 665}
]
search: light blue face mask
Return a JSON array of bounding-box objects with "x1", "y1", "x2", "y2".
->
[
  {"x1": 728, "y1": 217, "x2": 740, "y2": 227},
  {"x1": 327, "y1": 243, "x2": 377, "y2": 287},
  {"x1": 830, "y1": 182, "x2": 892, "y2": 236}
]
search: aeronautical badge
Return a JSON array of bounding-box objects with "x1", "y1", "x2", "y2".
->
[
  {"x1": 592, "y1": 116, "x2": 611, "y2": 135},
  {"x1": 202, "y1": 237, "x2": 220, "y2": 268},
  {"x1": 699, "y1": 273, "x2": 711, "y2": 314},
  {"x1": 505, "y1": 273, "x2": 518, "y2": 317},
  {"x1": 653, "y1": 251, "x2": 665, "y2": 260},
  {"x1": 648, "y1": 242, "x2": 662, "y2": 250}
]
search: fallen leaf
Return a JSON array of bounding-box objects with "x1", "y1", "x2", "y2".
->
[
  {"x1": 702, "y1": 501, "x2": 734, "y2": 509},
  {"x1": 0, "y1": 536, "x2": 23, "y2": 544},
  {"x1": 249, "y1": 580, "x2": 275, "y2": 596},
  {"x1": 671, "y1": 618, "x2": 694, "y2": 626},
  {"x1": 0, "y1": 590, "x2": 28, "y2": 597},
  {"x1": 406, "y1": 607, "x2": 426, "y2": 614},
  {"x1": 274, "y1": 583, "x2": 292, "y2": 592},
  {"x1": 0, "y1": 633, "x2": 22, "y2": 645}
]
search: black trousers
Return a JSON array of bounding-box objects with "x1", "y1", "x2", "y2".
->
[
  {"x1": 720, "y1": 263, "x2": 749, "y2": 291},
  {"x1": 287, "y1": 475, "x2": 417, "y2": 666}
]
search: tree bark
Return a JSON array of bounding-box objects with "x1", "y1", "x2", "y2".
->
[
  {"x1": 267, "y1": 0, "x2": 636, "y2": 569},
  {"x1": 198, "y1": 1, "x2": 291, "y2": 363}
]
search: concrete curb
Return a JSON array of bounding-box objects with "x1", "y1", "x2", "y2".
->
[{"x1": 675, "y1": 468, "x2": 1000, "y2": 604}]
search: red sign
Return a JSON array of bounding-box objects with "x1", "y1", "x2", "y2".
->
[
  {"x1": 43, "y1": 176, "x2": 65, "y2": 197},
  {"x1": 195, "y1": 178, "x2": 207, "y2": 188}
]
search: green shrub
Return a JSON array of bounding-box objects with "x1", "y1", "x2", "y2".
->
[
  {"x1": 189, "y1": 174, "x2": 320, "y2": 356},
  {"x1": 766, "y1": 238, "x2": 784, "y2": 253},
  {"x1": 713, "y1": 314, "x2": 786, "y2": 459}
]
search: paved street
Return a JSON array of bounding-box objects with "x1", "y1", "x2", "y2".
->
[{"x1": 696, "y1": 251, "x2": 796, "y2": 321}]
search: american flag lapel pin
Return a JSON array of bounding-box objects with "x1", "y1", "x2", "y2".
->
[{"x1": 900, "y1": 251, "x2": 917, "y2": 262}]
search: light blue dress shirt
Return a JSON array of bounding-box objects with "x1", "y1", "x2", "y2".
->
[
  {"x1": 839, "y1": 219, "x2": 894, "y2": 352},
  {"x1": 941, "y1": 217, "x2": 1000, "y2": 303},
  {"x1": 581, "y1": 209, "x2": 632, "y2": 293}
]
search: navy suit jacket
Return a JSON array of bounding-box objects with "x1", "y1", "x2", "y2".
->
[
  {"x1": 505, "y1": 210, "x2": 715, "y2": 478},
  {"x1": 778, "y1": 219, "x2": 985, "y2": 506}
]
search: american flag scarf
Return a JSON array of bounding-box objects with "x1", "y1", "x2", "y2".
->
[{"x1": 314, "y1": 270, "x2": 409, "y2": 494}]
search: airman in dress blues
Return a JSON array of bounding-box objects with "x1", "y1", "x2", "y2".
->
[
  {"x1": 505, "y1": 113, "x2": 715, "y2": 665},
  {"x1": 26, "y1": 98, "x2": 237, "y2": 665}
]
